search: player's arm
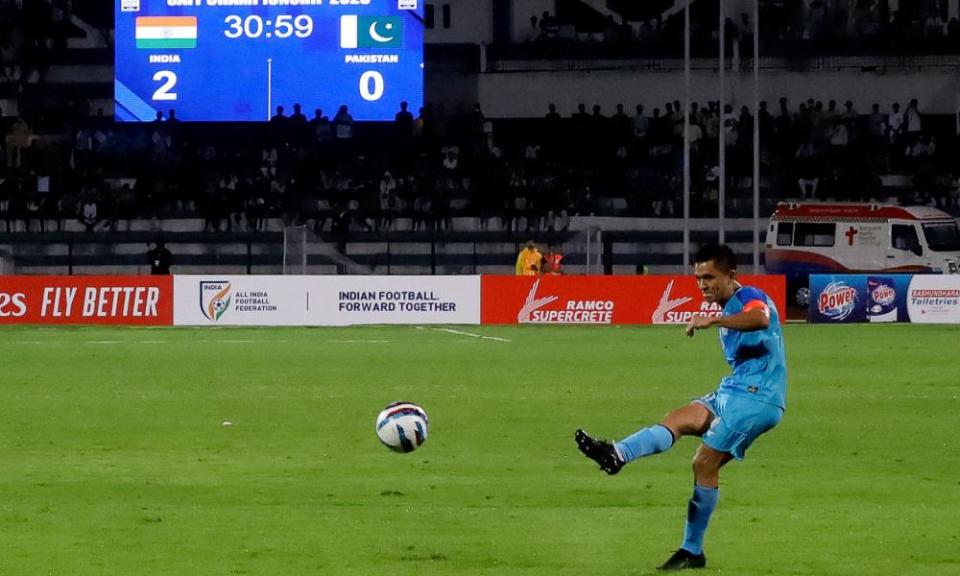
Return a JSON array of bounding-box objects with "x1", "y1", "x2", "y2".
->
[{"x1": 685, "y1": 300, "x2": 770, "y2": 336}]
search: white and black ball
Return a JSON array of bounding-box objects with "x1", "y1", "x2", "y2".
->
[{"x1": 375, "y1": 402, "x2": 429, "y2": 453}]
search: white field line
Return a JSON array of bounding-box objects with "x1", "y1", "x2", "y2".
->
[
  {"x1": 430, "y1": 328, "x2": 511, "y2": 342},
  {"x1": 9, "y1": 338, "x2": 391, "y2": 346},
  {"x1": 85, "y1": 340, "x2": 169, "y2": 344},
  {"x1": 204, "y1": 339, "x2": 388, "y2": 344},
  {"x1": 84, "y1": 339, "x2": 293, "y2": 345}
]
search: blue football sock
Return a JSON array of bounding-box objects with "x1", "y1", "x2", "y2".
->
[
  {"x1": 614, "y1": 424, "x2": 674, "y2": 463},
  {"x1": 681, "y1": 484, "x2": 719, "y2": 555}
]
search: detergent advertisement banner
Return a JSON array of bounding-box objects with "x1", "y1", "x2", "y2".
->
[{"x1": 809, "y1": 274, "x2": 960, "y2": 324}]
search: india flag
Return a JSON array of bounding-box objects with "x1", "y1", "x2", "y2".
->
[{"x1": 136, "y1": 16, "x2": 197, "y2": 50}]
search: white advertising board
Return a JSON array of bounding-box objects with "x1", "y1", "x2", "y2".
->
[
  {"x1": 174, "y1": 276, "x2": 480, "y2": 326},
  {"x1": 174, "y1": 276, "x2": 310, "y2": 326},
  {"x1": 906, "y1": 276, "x2": 960, "y2": 324},
  {"x1": 309, "y1": 276, "x2": 480, "y2": 325}
]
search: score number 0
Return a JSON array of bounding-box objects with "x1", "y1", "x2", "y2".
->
[
  {"x1": 150, "y1": 70, "x2": 384, "y2": 104},
  {"x1": 359, "y1": 71, "x2": 384, "y2": 102}
]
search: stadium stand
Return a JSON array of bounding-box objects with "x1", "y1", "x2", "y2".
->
[
  {"x1": 499, "y1": 0, "x2": 960, "y2": 60},
  {"x1": 0, "y1": 0, "x2": 959, "y2": 274}
]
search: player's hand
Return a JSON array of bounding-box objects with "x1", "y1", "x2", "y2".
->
[{"x1": 685, "y1": 314, "x2": 716, "y2": 337}]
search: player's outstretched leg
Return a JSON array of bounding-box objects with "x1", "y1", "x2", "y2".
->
[
  {"x1": 615, "y1": 423, "x2": 675, "y2": 463},
  {"x1": 574, "y1": 429, "x2": 624, "y2": 475},
  {"x1": 576, "y1": 422, "x2": 677, "y2": 475}
]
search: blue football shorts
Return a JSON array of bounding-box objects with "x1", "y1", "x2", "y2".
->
[{"x1": 693, "y1": 391, "x2": 783, "y2": 460}]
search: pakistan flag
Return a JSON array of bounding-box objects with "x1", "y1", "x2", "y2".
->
[{"x1": 340, "y1": 15, "x2": 403, "y2": 49}]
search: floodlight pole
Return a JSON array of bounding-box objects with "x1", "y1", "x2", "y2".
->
[
  {"x1": 753, "y1": 0, "x2": 761, "y2": 273},
  {"x1": 718, "y1": 0, "x2": 726, "y2": 246},
  {"x1": 683, "y1": 0, "x2": 691, "y2": 271}
]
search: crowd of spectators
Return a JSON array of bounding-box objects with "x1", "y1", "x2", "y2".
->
[
  {"x1": 759, "y1": 0, "x2": 959, "y2": 44},
  {"x1": 1, "y1": 94, "x2": 959, "y2": 236},
  {"x1": 0, "y1": 0, "x2": 73, "y2": 87},
  {"x1": 1, "y1": 1, "x2": 960, "y2": 235},
  {"x1": 517, "y1": 1, "x2": 960, "y2": 58}
]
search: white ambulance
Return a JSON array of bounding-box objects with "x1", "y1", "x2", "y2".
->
[{"x1": 765, "y1": 202, "x2": 960, "y2": 305}]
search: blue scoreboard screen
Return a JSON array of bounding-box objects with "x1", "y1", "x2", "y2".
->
[{"x1": 115, "y1": 0, "x2": 423, "y2": 122}]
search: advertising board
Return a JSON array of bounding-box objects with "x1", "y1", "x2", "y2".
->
[
  {"x1": 173, "y1": 275, "x2": 480, "y2": 326},
  {"x1": 481, "y1": 276, "x2": 786, "y2": 325},
  {"x1": 0, "y1": 276, "x2": 173, "y2": 325},
  {"x1": 809, "y1": 274, "x2": 960, "y2": 324}
]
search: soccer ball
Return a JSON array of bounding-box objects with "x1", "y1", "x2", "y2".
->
[{"x1": 375, "y1": 401, "x2": 429, "y2": 453}]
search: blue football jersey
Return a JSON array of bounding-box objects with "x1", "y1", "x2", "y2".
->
[{"x1": 717, "y1": 285, "x2": 787, "y2": 409}]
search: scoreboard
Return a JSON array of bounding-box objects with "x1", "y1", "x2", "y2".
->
[{"x1": 115, "y1": 0, "x2": 423, "y2": 122}]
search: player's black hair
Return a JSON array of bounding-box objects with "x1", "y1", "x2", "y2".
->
[{"x1": 694, "y1": 243, "x2": 737, "y2": 271}]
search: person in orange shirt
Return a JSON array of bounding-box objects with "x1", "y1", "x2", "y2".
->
[{"x1": 515, "y1": 241, "x2": 542, "y2": 275}]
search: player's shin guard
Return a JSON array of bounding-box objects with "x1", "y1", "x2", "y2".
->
[
  {"x1": 614, "y1": 424, "x2": 674, "y2": 463},
  {"x1": 681, "y1": 484, "x2": 719, "y2": 556}
]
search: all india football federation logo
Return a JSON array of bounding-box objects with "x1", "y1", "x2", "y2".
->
[{"x1": 200, "y1": 281, "x2": 232, "y2": 322}]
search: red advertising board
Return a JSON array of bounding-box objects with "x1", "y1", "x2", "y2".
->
[
  {"x1": 481, "y1": 275, "x2": 786, "y2": 325},
  {"x1": 0, "y1": 276, "x2": 173, "y2": 325}
]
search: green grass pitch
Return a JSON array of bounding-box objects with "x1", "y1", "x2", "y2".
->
[{"x1": 1, "y1": 324, "x2": 958, "y2": 575}]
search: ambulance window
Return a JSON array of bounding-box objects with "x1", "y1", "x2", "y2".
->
[
  {"x1": 777, "y1": 222, "x2": 794, "y2": 246},
  {"x1": 892, "y1": 224, "x2": 920, "y2": 252},
  {"x1": 795, "y1": 223, "x2": 835, "y2": 247},
  {"x1": 921, "y1": 222, "x2": 960, "y2": 251}
]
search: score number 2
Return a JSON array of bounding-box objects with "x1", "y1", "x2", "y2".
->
[{"x1": 152, "y1": 71, "x2": 178, "y2": 101}]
